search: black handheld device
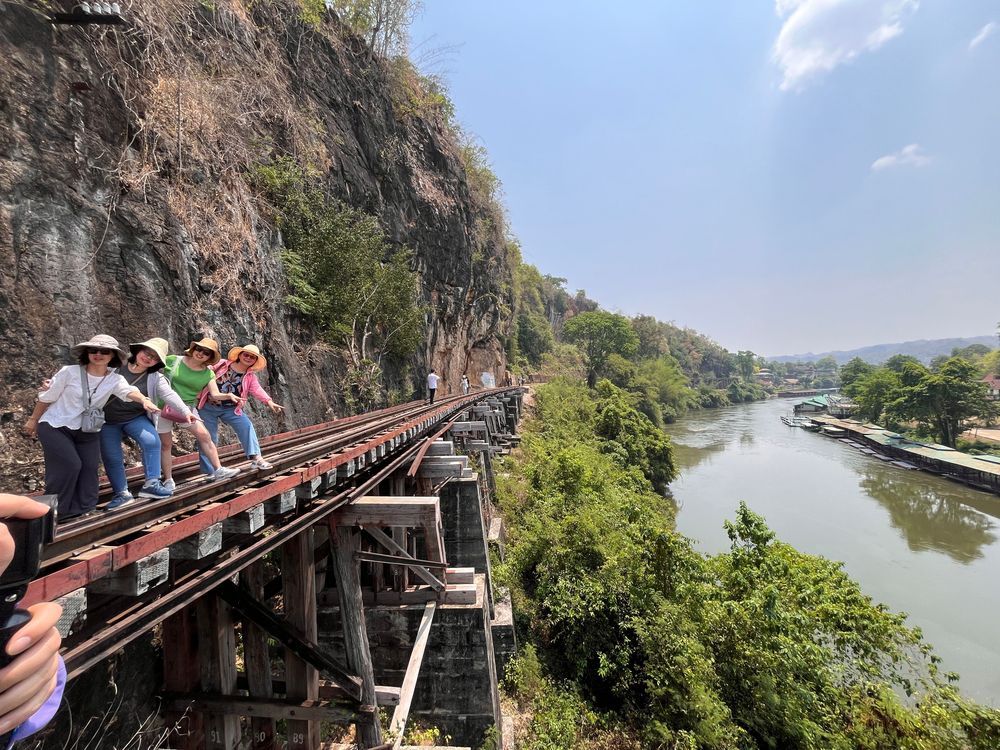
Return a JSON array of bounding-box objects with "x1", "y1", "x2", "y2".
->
[{"x1": 0, "y1": 495, "x2": 56, "y2": 747}]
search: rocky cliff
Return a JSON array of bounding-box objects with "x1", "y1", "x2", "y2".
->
[{"x1": 0, "y1": 0, "x2": 512, "y2": 488}]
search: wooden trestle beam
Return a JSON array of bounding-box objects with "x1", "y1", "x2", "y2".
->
[
  {"x1": 197, "y1": 596, "x2": 240, "y2": 749},
  {"x1": 240, "y1": 561, "x2": 276, "y2": 750},
  {"x1": 331, "y1": 524, "x2": 383, "y2": 748},
  {"x1": 360, "y1": 526, "x2": 445, "y2": 591},
  {"x1": 216, "y1": 582, "x2": 362, "y2": 701},
  {"x1": 388, "y1": 601, "x2": 437, "y2": 749},
  {"x1": 282, "y1": 531, "x2": 321, "y2": 750}
]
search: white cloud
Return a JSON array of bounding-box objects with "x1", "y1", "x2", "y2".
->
[
  {"x1": 870, "y1": 143, "x2": 931, "y2": 171},
  {"x1": 969, "y1": 21, "x2": 997, "y2": 51},
  {"x1": 773, "y1": 0, "x2": 919, "y2": 92}
]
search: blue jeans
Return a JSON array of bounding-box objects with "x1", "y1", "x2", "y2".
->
[
  {"x1": 199, "y1": 403, "x2": 262, "y2": 475},
  {"x1": 100, "y1": 415, "x2": 162, "y2": 494}
]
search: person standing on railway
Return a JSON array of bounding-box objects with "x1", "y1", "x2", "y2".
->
[
  {"x1": 101, "y1": 338, "x2": 195, "y2": 511},
  {"x1": 158, "y1": 338, "x2": 240, "y2": 492},
  {"x1": 196, "y1": 344, "x2": 284, "y2": 474},
  {"x1": 461, "y1": 374, "x2": 470, "y2": 395},
  {"x1": 427, "y1": 369, "x2": 439, "y2": 405},
  {"x1": 22, "y1": 334, "x2": 161, "y2": 521}
]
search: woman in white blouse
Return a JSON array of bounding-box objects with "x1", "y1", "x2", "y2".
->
[{"x1": 23, "y1": 334, "x2": 160, "y2": 521}]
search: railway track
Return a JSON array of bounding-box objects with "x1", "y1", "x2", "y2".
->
[
  {"x1": 28, "y1": 386, "x2": 525, "y2": 750},
  {"x1": 47, "y1": 395, "x2": 460, "y2": 567},
  {"x1": 26, "y1": 390, "x2": 515, "y2": 611}
]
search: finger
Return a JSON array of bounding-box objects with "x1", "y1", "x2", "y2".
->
[
  {"x1": 0, "y1": 629, "x2": 60, "y2": 691},
  {"x1": 6, "y1": 603, "x2": 62, "y2": 657},
  {"x1": 0, "y1": 496, "x2": 52, "y2": 521},
  {"x1": 0, "y1": 525, "x2": 13, "y2": 574},
  {"x1": 0, "y1": 662, "x2": 58, "y2": 732}
]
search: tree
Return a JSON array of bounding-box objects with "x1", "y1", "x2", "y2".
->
[
  {"x1": 890, "y1": 357, "x2": 997, "y2": 447},
  {"x1": 517, "y1": 310, "x2": 555, "y2": 366},
  {"x1": 254, "y1": 158, "x2": 424, "y2": 404},
  {"x1": 331, "y1": 0, "x2": 422, "y2": 58},
  {"x1": 631, "y1": 315, "x2": 668, "y2": 360},
  {"x1": 735, "y1": 350, "x2": 756, "y2": 382},
  {"x1": 853, "y1": 368, "x2": 901, "y2": 423},
  {"x1": 884, "y1": 354, "x2": 922, "y2": 373},
  {"x1": 563, "y1": 311, "x2": 639, "y2": 387}
]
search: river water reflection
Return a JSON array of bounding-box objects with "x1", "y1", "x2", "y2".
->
[{"x1": 665, "y1": 397, "x2": 1000, "y2": 706}]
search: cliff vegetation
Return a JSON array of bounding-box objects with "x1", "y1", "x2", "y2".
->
[{"x1": 498, "y1": 379, "x2": 1000, "y2": 749}]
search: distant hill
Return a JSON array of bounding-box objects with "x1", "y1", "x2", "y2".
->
[{"x1": 770, "y1": 336, "x2": 997, "y2": 365}]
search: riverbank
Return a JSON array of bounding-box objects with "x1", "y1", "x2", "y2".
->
[
  {"x1": 666, "y1": 398, "x2": 1000, "y2": 706},
  {"x1": 809, "y1": 415, "x2": 1000, "y2": 496}
]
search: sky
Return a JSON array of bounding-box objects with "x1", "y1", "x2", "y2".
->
[{"x1": 410, "y1": 1, "x2": 1000, "y2": 357}]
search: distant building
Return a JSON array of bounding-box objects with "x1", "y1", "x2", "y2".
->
[{"x1": 984, "y1": 375, "x2": 1000, "y2": 401}]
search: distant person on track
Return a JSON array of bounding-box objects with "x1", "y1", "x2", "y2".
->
[
  {"x1": 427, "y1": 369, "x2": 439, "y2": 405},
  {"x1": 100, "y1": 338, "x2": 195, "y2": 511},
  {"x1": 158, "y1": 338, "x2": 239, "y2": 492},
  {"x1": 461, "y1": 374, "x2": 470, "y2": 395},
  {"x1": 197, "y1": 344, "x2": 284, "y2": 474},
  {"x1": 22, "y1": 335, "x2": 160, "y2": 521},
  {"x1": 0, "y1": 494, "x2": 65, "y2": 743}
]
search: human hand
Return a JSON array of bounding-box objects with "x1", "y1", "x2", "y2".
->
[
  {"x1": 0, "y1": 495, "x2": 63, "y2": 735},
  {"x1": 142, "y1": 399, "x2": 161, "y2": 415},
  {"x1": 0, "y1": 602, "x2": 62, "y2": 735},
  {"x1": 267, "y1": 401, "x2": 284, "y2": 414},
  {"x1": 39, "y1": 379, "x2": 52, "y2": 391},
  {"x1": 21, "y1": 419, "x2": 37, "y2": 440}
]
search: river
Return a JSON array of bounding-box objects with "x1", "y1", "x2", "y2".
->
[{"x1": 665, "y1": 397, "x2": 1000, "y2": 706}]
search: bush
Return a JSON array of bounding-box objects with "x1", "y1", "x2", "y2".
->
[{"x1": 498, "y1": 379, "x2": 1000, "y2": 748}]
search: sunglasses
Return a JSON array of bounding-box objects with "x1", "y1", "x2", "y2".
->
[
  {"x1": 88, "y1": 348, "x2": 114, "y2": 355},
  {"x1": 239, "y1": 352, "x2": 259, "y2": 360},
  {"x1": 192, "y1": 346, "x2": 214, "y2": 356}
]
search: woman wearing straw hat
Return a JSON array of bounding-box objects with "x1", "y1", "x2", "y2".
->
[
  {"x1": 196, "y1": 344, "x2": 284, "y2": 474},
  {"x1": 100, "y1": 337, "x2": 195, "y2": 511},
  {"x1": 22, "y1": 334, "x2": 161, "y2": 520},
  {"x1": 158, "y1": 338, "x2": 240, "y2": 491}
]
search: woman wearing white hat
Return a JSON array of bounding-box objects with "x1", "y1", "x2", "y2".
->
[
  {"x1": 22, "y1": 334, "x2": 160, "y2": 521},
  {"x1": 100, "y1": 337, "x2": 195, "y2": 511},
  {"x1": 196, "y1": 344, "x2": 284, "y2": 473}
]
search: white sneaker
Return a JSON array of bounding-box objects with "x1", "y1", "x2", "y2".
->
[
  {"x1": 212, "y1": 466, "x2": 240, "y2": 481},
  {"x1": 250, "y1": 457, "x2": 273, "y2": 470},
  {"x1": 162, "y1": 479, "x2": 176, "y2": 492}
]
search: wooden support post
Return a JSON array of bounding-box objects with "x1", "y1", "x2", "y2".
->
[
  {"x1": 389, "y1": 474, "x2": 408, "y2": 591},
  {"x1": 197, "y1": 596, "x2": 240, "y2": 750},
  {"x1": 283, "y1": 530, "x2": 320, "y2": 750},
  {"x1": 331, "y1": 524, "x2": 382, "y2": 748},
  {"x1": 392, "y1": 527, "x2": 408, "y2": 591},
  {"x1": 240, "y1": 561, "x2": 276, "y2": 750},
  {"x1": 389, "y1": 601, "x2": 437, "y2": 747},
  {"x1": 162, "y1": 605, "x2": 204, "y2": 749}
]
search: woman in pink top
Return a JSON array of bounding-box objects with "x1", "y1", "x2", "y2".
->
[{"x1": 196, "y1": 344, "x2": 284, "y2": 474}]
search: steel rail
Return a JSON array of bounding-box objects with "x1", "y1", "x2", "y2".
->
[
  {"x1": 45, "y1": 400, "x2": 439, "y2": 565},
  {"x1": 98, "y1": 397, "x2": 449, "y2": 496},
  {"x1": 25, "y1": 390, "x2": 517, "y2": 607},
  {"x1": 60, "y1": 440, "x2": 424, "y2": 681}
]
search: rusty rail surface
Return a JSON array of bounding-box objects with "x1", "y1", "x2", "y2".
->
[{"x1": 27, "y1": 389, "x2": 521, "y2": 684}]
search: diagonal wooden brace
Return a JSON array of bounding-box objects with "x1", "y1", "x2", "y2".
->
[
  {"x1": 360, "y1": 526, "x2": 445, "y2": 592},
  {"x1": 215, "y1": 581, "x2": 363, "y2": 703}
]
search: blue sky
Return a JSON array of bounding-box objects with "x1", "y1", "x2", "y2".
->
[{"x1": 411, "y1": 1, "x2": 1000, "y2": 356}]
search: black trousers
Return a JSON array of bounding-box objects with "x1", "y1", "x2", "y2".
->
[
  {"x1": 428, "y1": 388, "x2": 436, "y2": 404},
  {"x1": 37, "y1": 421, "x2": 101, "y2": 518}
]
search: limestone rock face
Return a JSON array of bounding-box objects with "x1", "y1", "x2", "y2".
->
[{"x1": 0, "y1": 1, "x2": 511, "y2": 486}]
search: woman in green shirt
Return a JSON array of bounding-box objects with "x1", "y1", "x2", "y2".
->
[{"x1": 158, "y1": 338, "x2": 240, "y2": 489}]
